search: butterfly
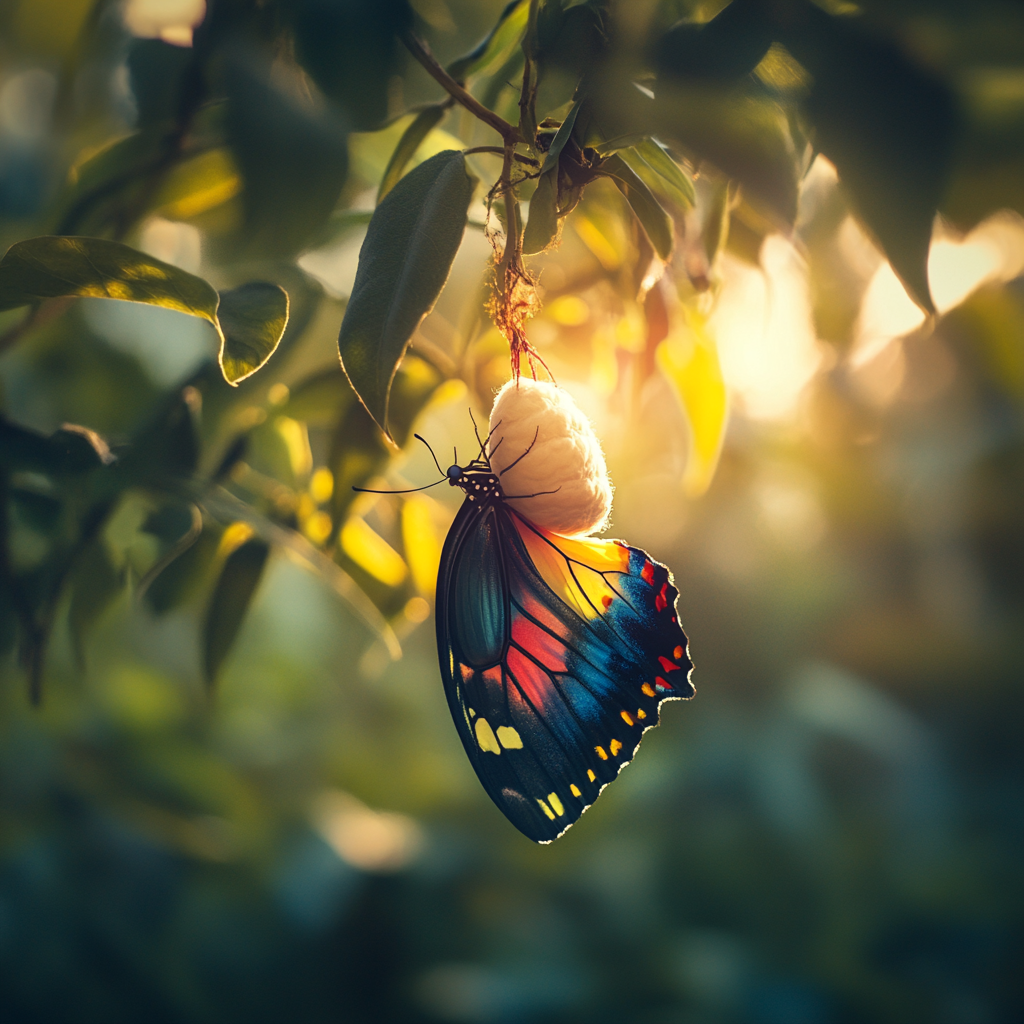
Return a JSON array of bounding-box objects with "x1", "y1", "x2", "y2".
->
[{"x1": 357, "y1": 428, "x2": 694, "y2": 843}]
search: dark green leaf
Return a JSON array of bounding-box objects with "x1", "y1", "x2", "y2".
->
[
  {"x1": 0, "y1": 417, "x2": 112, "y2": 476},
  {"x1": 289, "y1": 0, "x2": 411, "y2": 132},
  {"x1": 118, "y1": 388, "x2": 199, "y2": 486},
  {"x1": 338, "y1": 151, "x2": 474, "y2": 439},
  {"x1": 224, "y1": 54, "x2": 349, "y2": 258},
  {"x1": 378, "y1": 105, "x2": 447, "y2": 203},
  {"x1": 217, "y1": 282, "x2": 289, "y2": 385},
  {"x1": 654, "y1": 0, "x2": 774, "y2": 83},
  {"x1": 522, "y1": 169, "x2": 560, "y2": 255},
  {"x1": 776, "y1": 1, "x2": 955, "y2": 312},
  {"x1": 600, "y1": 154, "x2": 674, "y2": 260},
  {"x1": 646, "y1": 86, "x2": 800, "y2": 225},
  {"x1": 447, "y1": 0, "x2": 528, "y2": 81},
  {"x1": 127, "y1": 38, "x2": 196, "y2": 128},
  {"x1": 145, "y1": 527, "x2": 219, "y2": 616},
  {"x1": 0, "y1": 236, "x2": 220, "y2": 323},
  {"x1": 203, "y1": 537, "x2": 270, "y2": 687}
]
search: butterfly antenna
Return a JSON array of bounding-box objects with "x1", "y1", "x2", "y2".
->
[
  {"x1": 499, "y1": 426, "x2": 540, "y2": 477},
  {"x1": 352, "y1": 478, "x2": 445, "y2": 495},
  {"x1": 483, "y1": 417, "x2": 502, "y2": 449},
  {"x1": 414, "y1": 433, "x2": 445, "y2": 476},
  {"x1": 468, "y1": 408, "x2": 486, "y2": 459}
]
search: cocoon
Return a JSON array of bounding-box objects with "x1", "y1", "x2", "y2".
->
[{"x1": 487, "y1": 378, "x2": 612, "y2": 537}]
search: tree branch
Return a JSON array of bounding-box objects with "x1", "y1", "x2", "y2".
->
[{"x1": 401, "y1": 29, "x2": 521, "y2": 144}]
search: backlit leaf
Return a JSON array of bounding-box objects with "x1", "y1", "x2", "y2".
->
[
  {"x1": 657, "y1": 311, "x2": 728, "y2": 498},
  {"x1": 338, "y1": 150, "x2": 474, "y2": 439},
  {"x1": 401, "y1": 495, "x2": 443, "y2": 596},
  {"x1": 775, "y1": 3, "x2": 955, "y2": 312},
  {"x1": 600, "y1": 154, "x2": 674, "y2": 260},
  {"x1": 629, "y1": 138, "x2": 695, "y2": 211},
  {"x1": 341, "y1": 517, "x2": 407, "y2": 588},
  {"x1": 217, "y1": 282, "x2": 289, "y2": 385},
  {"x1": 0, "y1": 235, "x2": 219, "y2": 322}
]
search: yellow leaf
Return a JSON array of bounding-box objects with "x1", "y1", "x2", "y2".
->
[
  {"x1": 657, "y1": 310, "x2": 729, "y2": 498},
  {"x1": 153, "y1": 149, "x2": 242, "y2": 222},
  {"x1": 401, "y1": 495, "x2": 442, "y2": 596},
  {"x1": 217, "y1": 522, "x2": 255, "y2": 558},
  {"x1": 341, "y1": 517, "x2": 408, "y2": 587}
]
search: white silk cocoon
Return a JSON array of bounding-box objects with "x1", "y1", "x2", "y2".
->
[{"x1": 487, "y1": 378, "x2": 612, "y2": 537}]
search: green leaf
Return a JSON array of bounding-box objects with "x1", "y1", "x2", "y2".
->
[
  {"x1": 600, "y1": 154, "x2": 674, "y2": 260},
  {"x1": 593, "y1": 132, "x2": 648, "y2": 156},
  {"x1": 630, "y1": 138, "x2": 695, "y2": 210},
  {"x1": 217, "y1": 282, "x2": 289, "y2": 385},
  {"x1": 648, "y1": 86, "x2": 800, "y2": 225},
  {"x1": 203, "y1": 537, "x2": 270, "y2": 688},
  {"x1": 776, "y1": 2, "x2": 954, "y2": 312},
  {"x1": 378, "y1": 104, "x2": 447, "y2": 203},
  {"x1": 145, "y1": 527, "x2": 220, "y2": 616},
  {"x1": 0, "y1": 237, "x2": 290, "y2": 387},
  {"x1": 338, "y1": 150, "x2": 474, "y2": 439},
  {"x1": 522, "y1": 169, "x2": 560, "y2": 254},
  {"x1": 654, "y1": 1, "x2": 774, "y2": 84},
  {"x1": 447, "y1": 0, "x2": 529, "y2": 81},
  {"x1": 540, "y1": 97, "x2": 584, "y2": 175},
  {"x1": 0, "y1": 235, "x2": 219, "y2": 322},
  {"x1": 224, "y1": 54, "x2": 349, "y2": 258}
]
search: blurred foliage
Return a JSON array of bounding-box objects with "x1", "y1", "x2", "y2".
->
[{"x1": 0, "y1": 0, "x2": 1022, "y2": 1021}]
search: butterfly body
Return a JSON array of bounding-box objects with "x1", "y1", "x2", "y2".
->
[{"x1": 437, "y1": 460, "x2": 694, "y2": 843}]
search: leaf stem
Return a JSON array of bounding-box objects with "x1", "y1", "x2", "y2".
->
[{"x1": 400, "y1": 29, "x2": 521, "y2": 144}]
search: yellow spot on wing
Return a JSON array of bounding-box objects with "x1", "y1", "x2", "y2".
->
[
  {"x1": 496, "y1": 725, "x2": 523, "y2": 749},
  {"x1": 595, "y1": 746, "x2": 608, "y2": 760},
  {"x1": 642, "y1": 682, "x2": 656, "y2": 697},
  {"x1": 468, "y1": 708, "x2": 476, "y2": 718},
  {"x1": 475, "y1": 718, "x2": 500, "y2": 755},
  {"x1": 547, "y1": 792, "x2": 565, "y2": 816},
  {"x1": 587, "y1": 769, "x2": 596, "y2": 782},
  {"x1": 537, "y1": 799, "x2": 556, "y2": 820},
  {"x1": 570, "y1": 784, "x2": 581, "y2": 797},
  {"x1": 610, "y1": 738, "x2": 622, "y2": 756},
  {"x1": 621, "y1": 711, "x2": 634, "y2": 726},
  {"x1": 637, "y1": 708, "x2": 646, "y2": 720}
]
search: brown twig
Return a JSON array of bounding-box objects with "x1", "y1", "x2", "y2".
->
[{"x1": 400, "y1": 30, "x2": 521, "y2": 145}]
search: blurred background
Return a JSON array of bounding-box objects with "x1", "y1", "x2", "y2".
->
[{"x1": 1, "y1": 1, "x2": 1022, "y2": 1022}]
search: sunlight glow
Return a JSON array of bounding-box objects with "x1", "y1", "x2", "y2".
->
[
  {"x1": 853, "y1": 211, "x2": 1024, "y2": 367},
  {"x1": 711, "y1": 236, "x2": 822, "y2": 420},
  {"x1": 313, "y1": 791, "x2": 423, "y2": 874},
  {"x1": 123, "y1": 0, "x2": 206, "y2": 46}
]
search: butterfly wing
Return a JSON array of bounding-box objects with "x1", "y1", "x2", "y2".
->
[{"x1": 437, "y1": 497, "x2": 693, "y2": 843}]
